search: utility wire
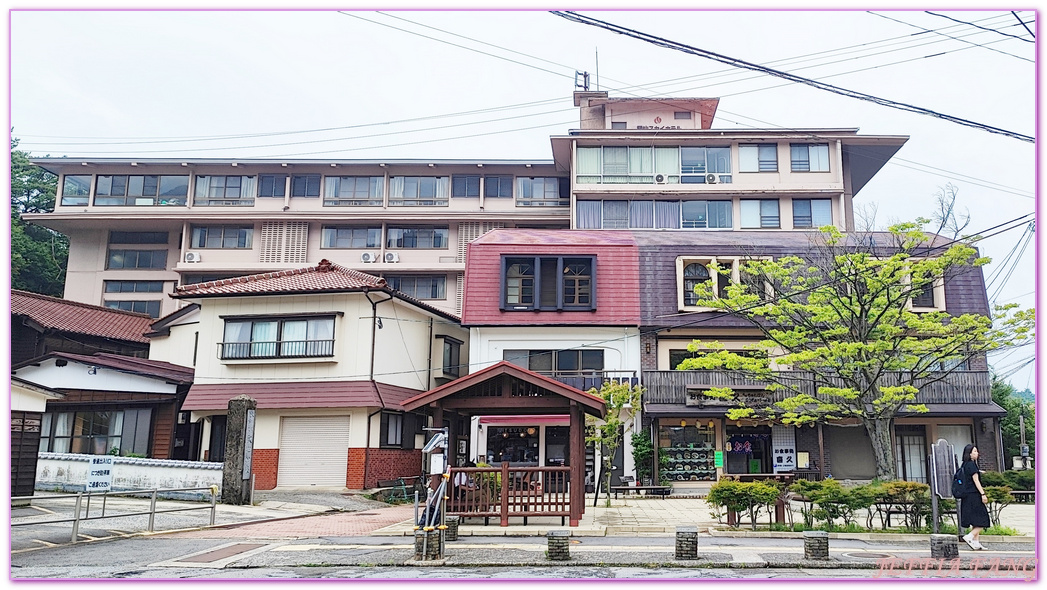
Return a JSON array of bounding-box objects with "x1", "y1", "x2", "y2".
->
[
  {"x1": 869, "y1": 11, "x2": 1034, "y2": 62},
  {"x1": 925, "y1": 11, "x2": 1035, "y2": 43},
  {"x1": 1012, "y1": 11, "x2": 1035, "y2": 38},
  {"x1": 549, "y1": 11, "x2": 1034, "y2": 143}
]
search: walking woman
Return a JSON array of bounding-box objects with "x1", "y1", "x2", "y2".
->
[{"x1": 959, "y1": 444, "x2": 991, "y2": 550}]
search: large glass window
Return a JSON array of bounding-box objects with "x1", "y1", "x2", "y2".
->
[
  {"x1": 61, "y1": 175, "x2": 92, "y2": 206},
  {"x1": 321, "y1": 226, "x2": 381, "y2": 249},
  {"x1": 221, "y1": 316, "x2": 335, "y2": 359},
  {"x1": 681, "y1": 147, "x2": 732, "y2": 183},
  {"x1": 387, "y1": 275, "x2": 446, "y2": 299},
  {"x1": 191, "y1": 225, "x2": 253, "y2": 249},
  {"x1": 790, "y1": 144, "x2": 830, "y2": 172},
  {"x1": 484, "y1": 175, "x2": 513, "y2": 198},
  {"x1": 792, "y1": 199, "x2": 833, "y2": 228},
  {"x1": 452, "y1": 175, "x2": 480, "y2": 198},
  {"x1": 194, "y1": 175, "x2": 256, "y2": 206},
  {"x1": 503, "y1": 349, "x2": 604, "y2": 376},
  {"x1": 442, "y1": 337, "x2": 463, "y2": 378},
  {"x1": 682, "y1": 200, "x2": 732, "y2": 229},
  {"x1": 577, "y1": 146, "x2": 680, "y2": 184},
  {"x1": 386, "y1": 226, "x2": 449, "y2": 249},
  {"x1": 740, "y1": 199, "x2": 780, "y2": 229},
  {"x1": 104, "y1": 280, "x2": 164, "y2": 293},
  {"x1": 93, "y1": 175, "x2": 188, "y2": 206},
  {"x1": 107, "y1": 249, "x2": 167, "y2": 270},
  {"x1": 502, "y1": 256, "x2": 594, "y2": 311},
  {"x1": 291, "y1": 175, "x2": 321, "y2": 198},
  {"x1": 323, "y1": 176, "x2": 383, "y2": 206},
  {"x1": 109, "y1": 231, "x2": 169, "y2": 245},
  {"x1": 516, "y1": 177, "x2": 569, "y2": 206},
  {"x1": 739, "y1": 144, "x2": 778, "y2": 172},
  {"x1": 389, "y1": 176, "x2": 450, "y2": 206},
  {"x1": 258, "y1": 174, "x2": 287, "y2": 198},
  {"x1": 105, "y1": 300, "x2": 162, "y2": 318},
  {"x1": 39, "y1": 409, "x2": 151, "y2": 456}
]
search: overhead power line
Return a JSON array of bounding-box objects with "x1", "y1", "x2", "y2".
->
[
  {"x1": 549, "y1": 11, "x2": 1034, "y2": 143},
  {"x1": 1012, "y1": 11, "x2": 1036, "y2": 38},
  {"x1": 925, "y1": 11, "x2": 1035, "y2": 43},
  {"x1": 868, "y1": 11, "x2": 1033, "y2": 62}
]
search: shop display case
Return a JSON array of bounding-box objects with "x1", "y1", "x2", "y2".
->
[{"x1": 658, "y1": 422, "x2": 717, "y2": 482}]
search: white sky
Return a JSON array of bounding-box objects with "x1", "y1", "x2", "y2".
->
[{"x1": 8, "y1": 8, "x2": 1038, "y2": 392}]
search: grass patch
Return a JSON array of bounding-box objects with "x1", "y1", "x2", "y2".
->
[{"x1": 984, "y1": 525, "x2": 1021, "y2": 536}]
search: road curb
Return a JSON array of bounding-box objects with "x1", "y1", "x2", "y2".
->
[{"x1": 707, "y1": 527, "x2": 1034, "y2": 544}]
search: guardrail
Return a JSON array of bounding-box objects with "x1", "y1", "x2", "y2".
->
[{"x1": 12, "y1": 486, "x2": 218, "y2": 543}]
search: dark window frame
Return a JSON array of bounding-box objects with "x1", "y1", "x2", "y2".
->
[
  {"x1": 499, "y1": 255, "x2": 596, "y2": 311},
  {"x1": 290, "y1": 174, "x2": 321, "y2": 198},
  {"x1": 320, "y1": 226, "x2": 382, "y2": 249},
  {"x1": 104, "y1": 299, "x2": 162, "y2": 318},
  {"x1": 219, "y1": 315, "x2": 337, "y2": 360},
  {"x1": 438, "y1": 335, "x2": 463, "y2": 378},
  {"x1": 106, "y1": 249, "x2": 168, "y2": 270},
  {"x1": 190, "y1": 225, "x2": 254, "y2": 249},
  {"x1": 452, "y1": 175, "x2": 481, "y2": 198},
  {"x1": 258, "y1": 174, "x2": 287, "y2": 198},
  {"x1": 386, "y1": 226, "x2": 449, "y2": 249}
]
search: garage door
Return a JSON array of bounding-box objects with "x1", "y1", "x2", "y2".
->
[{"x1": 278, "y1": 416, "x2": 350, "y2": 487}]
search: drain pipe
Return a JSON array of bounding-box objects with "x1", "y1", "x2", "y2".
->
[
  {"x1": 363, "y1": 289, "x2": 394, "y2": 491},
  {"x1": 426, "y1": 317, "x2": 434, "y2": 391}
]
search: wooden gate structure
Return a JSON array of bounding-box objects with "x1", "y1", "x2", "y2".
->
[{"x1": 402, "y1": 361, "x2": 606, "y2": 526}]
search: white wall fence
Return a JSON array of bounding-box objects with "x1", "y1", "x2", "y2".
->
[{"x1": 36, "y1": 453, "x2": 223, "y2": 500}]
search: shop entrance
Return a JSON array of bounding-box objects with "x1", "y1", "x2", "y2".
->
[
  {"x1": 486, "y1": 426, "x2": 540, "y2": 466},
  {"x1": 725, "y1": 425, "x2": 772, "y2": 474}
]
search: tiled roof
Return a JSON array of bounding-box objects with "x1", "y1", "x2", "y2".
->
[
  {"x1": 174, "y1": 260, "x2": 386, "y2": 298},
  {"x1": 182, "y1": 380, "x2": 422, "y2": 411},
  {"x1": 32, "y1": 352, "x2": 195, "y2": 383},
  {"x1": 12, "y1": 290, "x2": 152, "y2": 344}
]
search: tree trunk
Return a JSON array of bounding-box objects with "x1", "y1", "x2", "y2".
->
[{"x1": 864, "y1": 418, "x2": 897, "y2": 480}]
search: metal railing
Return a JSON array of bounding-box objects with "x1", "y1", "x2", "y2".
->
[
  {"x1": 218, "y1": 339, "x2": 335, "y2": 360},
  {"x1": 12, "y1": 486, "x2": 218, "y2": 543}
]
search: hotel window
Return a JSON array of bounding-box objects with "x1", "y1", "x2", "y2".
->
[
  {"x1": 516, "y1": 177, "x2": 569, "y2": 206},
  {"x1": 323, "y1": 176, "x2": 382, "y2": 206},
  {"x1": 386, "y1": 226, "x2": 449, "y2": 249},
  {"x1": 258, "y1": 174, "x2": 287, "y2": 198},
  {"x1": 95, "y1": 175, "x2": 189, "y2": 206},
  {"x1": 104, "y1": 280, "x2": 164, "y2": 293},
  {"x1": 105, "y1": 300, "x2": 162, "y2": 318},
  {"x1": 387, "y1": 275, "x2": 446, "y2": 300},
  {"x1": 452, "y1": 175, "x2": 480, "y2": 198},
  {"x1": 194, "y1": 175, "x2": 256, "y2": 206},
  {"x1": 291, "y1": 174, "x2": 321, "y2": 198},
  {"x1": 790, "y1": 144, "x2": 830, "y2": 172},
  {"x1": 484, "y1": 175, "x2": 513, "y2": 198},
  {"x1": 61, "y1": 175, "x2": 92, "y2": 206},
  {"x1": 792, "y1": 199, "x2": 833, "y2": 228},
  {"x1": 740, "y1": 199, "x2": 780, "y2": 229},
  {"x1": 220, "y1": 316, "x2": 336, "y2": 359},
  {"x1": 321, "y1": 226, "x2": 381, "y2": 249},
  {"x1": 501, "y1": 255, "x2": 595, "y2": 311},
  {"x1": 682, "y1": 200, "x2": 732, "y2": 229},
  {"x1": 674, "y1": 111, "x2": 692, "y2": 120},
  {"x1": 389, "y1": 176, "x2": 450, "y2": 206},
  {"x1": 191, "y1": 225, "x2": 253, "y2": 249},
  {"x1": 739, "y1": 144, "x2": 778, "y2": 172},
  {"x1": 681, "y1": 147, "x2": 731, "y2": 183},
  {"x1": 677, "y1": 257, "x2": 740, "y2": 309},
  {"x1": 576, "y1": 200, "x2": 680, "y2": 229},
  {"x1": 106, "y1": 249, "x2": 167, "y2": 270},
  {"x1": 109, "y1": 231, "x2": 169, "y2": 245},
  {"x1": 577, "y1": 146, "x2": 673, "y2": 184}
]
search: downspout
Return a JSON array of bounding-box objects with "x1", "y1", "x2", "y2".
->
[
  {"x1": 426, "y1": 317, "x2": 434, "y2": 391},
  {"x1": 363, "y1": 289, "x2": 394, "y2": 490}
]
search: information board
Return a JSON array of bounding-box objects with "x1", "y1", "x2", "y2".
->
[{"x1": 87, "y1": 455, "x2": 114, "y2": 492}]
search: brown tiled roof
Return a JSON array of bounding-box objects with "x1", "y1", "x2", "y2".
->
[
  {"x1": 182, "y1": 380, "x2": 423, "y2": 411},
  {"x1": 12, "y1": 290, "x2": 152, "y2": 343},
  {"x1": 173, "y1": 259, "x2": 386, "y2": 298}
]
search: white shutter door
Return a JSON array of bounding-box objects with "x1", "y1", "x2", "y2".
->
[{"x1": 278, "y1": 416, "x2": 350, "y2": 487}]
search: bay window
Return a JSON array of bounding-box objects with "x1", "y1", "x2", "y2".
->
[{"x1": 501, "y1": 255, "x2": 595, "y2": 311}]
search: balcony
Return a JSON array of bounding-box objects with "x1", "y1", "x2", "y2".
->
[
  {"x1": 641, "y1": 370, "x2": 991, "y2": 406},
  {"x1": 218, "y1": 339, "x2": 335, "y2": 360},
  {"x1": 538, "y1": 370, "x2": 639, "y2": 392}
]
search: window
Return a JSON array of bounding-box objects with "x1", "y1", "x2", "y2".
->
[
  {"x1": 682, "y1": 200, "x2": 732, "y2": 229},
  {"x1": 739, "y1": 144, "x2": 778, "y2": 172},
  {"x1": 387, "y1": 275, "x2": 446, "y2": 300},
  {"x1": 674, "y1": 111, "x2": 692, "y2": 120},
  {"x1": 107, "y1": 249, "x2": 167, "y2": 270},
  {"x1": 61, "y1": 175, "x2": 92, "y2": 206},
  {"x1": 484, "y1": 175, "x2": 513, "y2": 198},
  {"x1": 906, "y1": 266, "x2": 946, "y2": 312},
  {"x1": 790, "y1": 144, "x2": 830, "y2": 172},
  {"x1": 323, "y1": 176, "x2": 382, "y2": 206},
  {"x1": 503, "y1": 349, "x2": 604, "y2": 376},
  {"x1": 194, "y1": 175, "x2": 256, "y2": 206},
  {"x1": 93, "y1": 175, "x2": 189, "y2": 206},
  {"x1": 191, "y1": 225, "x2": 253, "y2": 249},
  {"x1": 321, "y1": 226, "x2": 381, "y2": 249},
  {"x1": 792, "y1": 199, "x2": 833, "y2": 228},
  {"x1": 258, "y1": 174, "x2": 287, "y2": 198},
  {"x1": 677, "y1": 256, "x2": 742, "y2": 308},
  {"x1": 182, "y1": 273, "x2": 249, "y2": 285},
  {"x1": 452, "y1": 175, "x2": 480, "y2": 198},
  {"x1": 740, "y1": 199, "x2": 780, "y2": 228},
  {"x1": 220, "y1": 316, "x2": 336, "y2": 359},
  {"x1": 576, "y1": 200, "x2": 681, "y2": 230},
  {"x1": 501, "y1": 255, "x2": 595, "y2": 311},
  {"x1": 611, "y1": 122, "x2": 627, "y2": 129},
  {"x1": 681, "y1": 146, "x2": 732, "y2": 183},
  {"x1": 104, "y1": 280, "x2": 164, "y2": 293},
  {"x1": 39, "y1": 409, "x2": 152, "y2": 456},
  {"x1": 109, "y1": 231, "x2": 169, "y2": 245},
  {"x1": 380, "y1": 412, "x2": 417, "y2": 449},
  {"x1": 291, "y1": 175, "x2": 321, "y2": 198},
  {"x1": 516, "y1": 177, "x2": 569, "y2": 206},
  {"x1": 389, "y1": 176, "x2": 449, "y2": 206},
  {"x1": 682, "y1": 263, "x2": 711, "y2": 306},
  {"x1": 911, "y1": 284, "x2": 935, "y2": 308},
  {"x1": 440, "y1": 336, "x2": 463, "y2": 377},
  {"x1": 105, "y1": 300, "x2": 162, "y2": 318},
  {"x1": 386, "y1": 226, "x2": 449, "y2": 249}
]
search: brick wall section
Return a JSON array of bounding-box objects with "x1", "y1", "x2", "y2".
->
[
  {"x1": 641, "y1": 332, "x2": 658, "y2": 370},
  {"x1": 347, "y1": 448, "x2": 367, "y2": 489},
  {"x1": 795, "y1": 425, "x2": 828, "y2": 475},
  {"x1": 252, "y1": 449, "x2": 279, "y2": 490},
  {"x1": 346, "y1": 448, "x2": 424, "y2": 489}
]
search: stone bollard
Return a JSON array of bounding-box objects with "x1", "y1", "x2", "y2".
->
[
  {"x1": 803, "y1": 530, "x2": 829, "y2": 560},
  {"x1": 445, "y1": 516, "x2": 460, "y2": 541},
  {"x1": 547, "y1": 530, "x2": 571, "y2": 561},
  {"x1": 414, "y1": 529, "x2": 443, "y2": 561},
  {"x1": 930, "y1": 534, "x2": 959, "y2": 558},
  {"x1": 675, "y1": 526, "x2": 699, "y2": 560}
]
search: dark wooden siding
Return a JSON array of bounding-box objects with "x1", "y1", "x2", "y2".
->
[{"x1": 11, "y1": 411, "x2": 43, "y2": 497}]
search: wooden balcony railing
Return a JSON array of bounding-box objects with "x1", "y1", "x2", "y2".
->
[
  {"x1": 446, "y1": 465, "x2": 572, "y2": 526},
  {"x1": 538, "y1": 370, "x2": 638, "y2": 392},
  {"x1": 641, "y1": 370, "x2": 991, "y2": 405}
]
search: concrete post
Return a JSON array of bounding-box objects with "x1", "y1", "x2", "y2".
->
[
  {"x1": 445, "y1": 515, "x2": 460, "y2": 541},
  {"x1": 931, "y1": 534, "x2": 959, "y2": 558},
  {"x1": 221, "y1": 395, "x2": 257, "y2": 505},
  {"x1": 414, "y1": 529, "x2": 443, "y2": 560},
  {"x1": 803, "y1": 530, "x2": 829, "y2": 560},
  {"x1": 547, "y1": 530, "x2": 570, "y2": 561},
  {"x1": 675, "y1": 526, "x2": 699, "y2": 560}
]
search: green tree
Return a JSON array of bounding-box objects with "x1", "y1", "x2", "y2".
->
[
  {"x1": 586, "y1": 380, "x2": 643, "y2": 507},
  {"x1": 11, "y1": 138, "x2": 67, "y2": 295},
  {"x1": 992, "y1": 376, "x2": 1035, "y2": 462},
  {"x1": 677, "y1": 222, "x2": 1034, "y2": 480}
]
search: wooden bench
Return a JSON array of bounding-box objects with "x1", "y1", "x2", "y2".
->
[{"x1": 610, "y1": 485, "x2": 672, "y2": 499}]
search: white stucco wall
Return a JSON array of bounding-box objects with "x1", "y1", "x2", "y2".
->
[
  {"x1": 13, "y1": 359, "x2": 181, "y2": 394},
  {"x1": 36, "y1": 453, "x2": 222, "y2": 500}
]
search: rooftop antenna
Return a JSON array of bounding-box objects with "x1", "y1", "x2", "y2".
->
[
  {"x1": 575, "y1": 70, "x2": 590, "y2": 92},
  {"x1": 595, "y1": 47, "x2": 600, "y2": 91}
]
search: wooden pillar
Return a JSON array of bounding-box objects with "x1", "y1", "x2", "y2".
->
[
  {"x1": 817, "y1": 423, "x2": 826, "y2": 480},
  {"x1": 569, "y1": 402, "x2": 583, "y2": 526}
]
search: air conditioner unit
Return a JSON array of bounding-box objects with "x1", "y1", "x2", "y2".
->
[
  {"x1": 360, "y1": 251, "x2": 379, "y2": 263},
  {"x1": 184, "y1": 251, "x2": 202, "y2": 263},
  {"x1": 384, "y1": 252, "x2": 400, "y2": 263},
  {"x1": 705, "y1": 173, "x2": 719, "y2": 184},
  {"x1": 654, "y1": 174, "x2": 667, "y2": 184}
]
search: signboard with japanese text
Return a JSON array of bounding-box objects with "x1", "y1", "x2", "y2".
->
[{"x1": 87, "y1": 455, "x2": 114, "y2": 492}]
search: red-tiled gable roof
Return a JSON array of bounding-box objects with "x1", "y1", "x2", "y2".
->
[
  {"x1": 12, "y1": 290, "x2": 152, "y2": 344},
  {"x1": 18, "y1": 352, "x2": 195, "y2": 383},
  {"x1": 173, "y1": 259, "x2": 386, "y2": 298},
  {"x1": 182, "y1": 381, "x2": 423, "y2": 411}
]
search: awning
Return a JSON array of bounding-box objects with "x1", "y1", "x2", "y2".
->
[
  {"x1": 182, "y1": 380, "x2": 424, "y2": 411},
  {"x1": 643, "y1": 403, "x2": 728, "y2": 418},
  {"x1": 479, "y1": 415, "x2": 569, "y2": 426}
]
